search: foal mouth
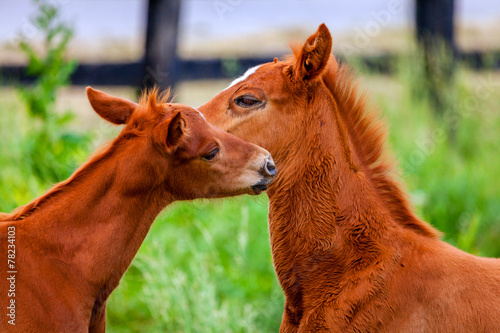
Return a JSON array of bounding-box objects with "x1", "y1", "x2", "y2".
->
[
  {"x1": 251, "y1": 176, "x2": 274, "y2": 194},
  {"x1": 251, "y1": 182, "x2": 268, "y2": 194},
  {"x1": 251, "y1": 156, "x2": 276, "y2": 194}
]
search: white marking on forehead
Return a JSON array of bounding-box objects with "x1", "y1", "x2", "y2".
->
[
  {"x1": 223, "y1": 65, "x2": 262, "y2": 91},
  {"x1": 194, "y1": 108, "x2": 206, "y2": 119}
]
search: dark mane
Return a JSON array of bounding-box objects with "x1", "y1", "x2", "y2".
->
[
  {"x1": 0, "y1": 89, "x2": 170, "y2": 222},
  {"x1": 320, "y1": 57, "x2": 439, "y2": 238}
]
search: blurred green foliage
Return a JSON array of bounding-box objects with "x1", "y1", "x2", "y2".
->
[
  {"x1": 16, "y1": 0, "x2": 87, "y2": 183},
  {"x1": 370, "y1": 54, "x2": 500, "y2": 256},
  {"x1": 1, "y1": 38, "x2": 499, "y2": 331},
  {"x1": 106, "y1": 198, "x2": 283, "y2": 332}
]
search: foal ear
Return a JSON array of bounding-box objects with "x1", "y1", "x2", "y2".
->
[
  {"x1": 86, "y1": 87, "x2": 137, "y2": 125},
  {"x1": 293, "y1": 23, "x2": 332, "y2": 81},
  {"x1": 166, "y1": 111, "x2": 186, "y2": 149}
]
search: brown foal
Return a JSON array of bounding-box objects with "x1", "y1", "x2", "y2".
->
[
  {"x1": 0, "y1": 87, "x2": 275, "y2": 332},
  {"x1": 199, "y1": 24, "x2": 500, "y2": 332}
]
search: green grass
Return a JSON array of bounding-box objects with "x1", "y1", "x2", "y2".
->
[
  {"x1": 106, "y1": 198, "x2": 283, "y2": 333},
  {"x1": 1, "y1": 63, "x2": 499, "y2": 331}
]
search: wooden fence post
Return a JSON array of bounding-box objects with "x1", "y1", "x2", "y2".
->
[
  {"x1": 416, "y1": 0, "x2": 455, "y2": 51},
  {"x1": 415, "y1": 0, "x2": 456, "y2": 119},
  {"x1": 143, "y1": 0, "x2": 181, "y2": 91}
]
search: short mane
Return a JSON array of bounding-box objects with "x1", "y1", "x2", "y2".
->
[
  {"x1": 315, "y1": 55, "x2": 439, "y2": 238},
  {"x1": 0, "y1": 89, "x2": 171, "y2": 222},
  {"x1": 139, "y1": 87, "x2": 173, "y2": 106}
]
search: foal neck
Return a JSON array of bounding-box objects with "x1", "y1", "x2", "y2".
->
[
  {"x1": 265, "y1": 100, "x2": 407, "y2": 327},
  {"x1": 266, "y1": 90, "x2": 402, "y2": 266},
  {"x1": 25, "y1": 141, "x2": 172, "y2": 291}
]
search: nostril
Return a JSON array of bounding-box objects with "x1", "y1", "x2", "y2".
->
[{"x1": 264, "y1": 159, "x2": 277, "y2": 177}]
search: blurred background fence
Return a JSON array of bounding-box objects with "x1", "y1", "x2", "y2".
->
[{"x1": 1, "y1": 0, "x2": 500, "y2": 90}]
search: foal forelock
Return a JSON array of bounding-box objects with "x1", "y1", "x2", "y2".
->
[{"x1": 139, "y1": 87, "x2": 173, "y2": 108}]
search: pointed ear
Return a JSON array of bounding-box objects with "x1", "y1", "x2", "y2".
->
[
  {"x1": 293, "y1": 23, "x2": 332, "y2": 81},
  {"x1": 86, "y1": 86, "x2": 137, "y2": 125},
  {"x1": 166, "y1": 111, "x2": 186, "y2": 149}
]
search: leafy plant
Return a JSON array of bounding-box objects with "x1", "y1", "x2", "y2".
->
[{"x1": 17, "y1": 0, "x2": 88, "y2": 183}]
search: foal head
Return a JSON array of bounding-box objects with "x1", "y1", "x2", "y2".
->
[
  {"x1": 198, "y1": 24, "x2": 338, "y2": 166},
  {"x1": 86, "y1": 87, "x2": 276, "y2": 200}
]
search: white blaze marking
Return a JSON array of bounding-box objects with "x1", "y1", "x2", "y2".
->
[
  {"x1": 223, "y1": 65, "x2": 262, "y2": 91},
  {"x1": 194, "y1": 108, "x2": 206, "y2": 119}
]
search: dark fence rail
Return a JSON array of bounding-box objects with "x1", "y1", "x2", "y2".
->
[
  {"x1": 0, "y1": 57, "x2": 272, "y2": 86},
  {"x1": 1, "y1": 51, "x2": 498, "y2": 87},
  {"x1": 1, "y1": 0, "x2": 499, "y2": 88}
]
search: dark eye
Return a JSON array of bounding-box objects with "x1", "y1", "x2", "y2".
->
[
  {"x1": 234, "y1": 95, "x2": 261, "y2": 108},
  {"x1": 202, "y1": 148, "x2": 219, "y2": 161}
]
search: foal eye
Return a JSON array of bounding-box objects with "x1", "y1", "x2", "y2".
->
[
  {"x1": 202, "y1": 148, "x2": 219, "y2": 161},
  {"x1": 234, "y1": 95, "x2": 260, "y2": 108}
]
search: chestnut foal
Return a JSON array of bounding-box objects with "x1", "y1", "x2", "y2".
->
[
  {"x1": 199, "y1": 24, "x2": 500, "y2": 332},
  {"x1": 0, "y1": 87, "x2": 275, "y2": 332}
]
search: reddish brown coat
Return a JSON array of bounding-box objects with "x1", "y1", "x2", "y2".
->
[
  {"x1": 0, "y1": 88, "x2": 274, "y2": 332},
  {"x1": 199, "y1": 24, "x2": 500, "y2": 332}
]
